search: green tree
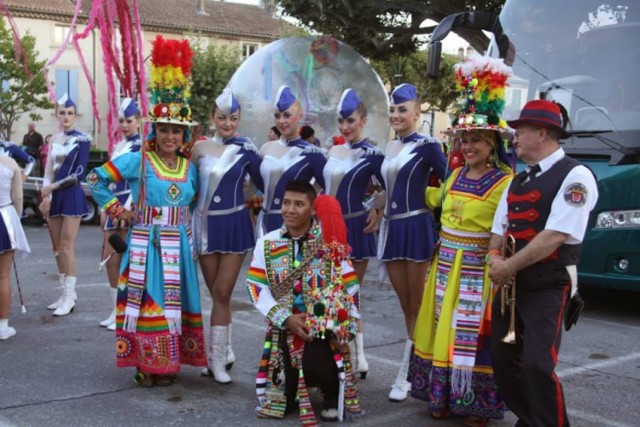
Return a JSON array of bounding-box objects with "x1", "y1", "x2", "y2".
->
[
  {"x1": 372, "y1": 50, "x2": 459, "y2": 113},
  {"x1": 0, "y1": 20, "x2": 53, "y2": 141},
  {"x1": 275, "y1": 0, "x2": 504, "y2": 60},
  {"x1": 190, "y1": 41, "x2": 242, "y2": 134}
]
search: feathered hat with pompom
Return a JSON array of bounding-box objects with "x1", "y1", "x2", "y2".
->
[
  {"x1": 147, "y1": 35, "x2": 197, "y2": 127},
  {"x1": 445, "y1": 52, "x2": 512, "y2": 138}
]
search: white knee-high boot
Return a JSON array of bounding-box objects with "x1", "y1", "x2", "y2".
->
[
  {"x1": 53, "y1": 276, "x2": 77, "y2": 316},
  {"x1": 100, "y1": 288, "x2": 117, "y2": 328},
  {"x1": 226, "y1": 323, "x2": 235, "y2": 370},
  {"x1": 349, "y1": 332, "x2": 369, "y2": 379},
  {"x1": 388, "y1": 339, "x2": 412, "y2": 401},
  {"x1": 201, "y1": 326, "x2": 232, "y2": 384},
  {"x1": 47, "y1": 273, "x2": 66, "y2": 310}
]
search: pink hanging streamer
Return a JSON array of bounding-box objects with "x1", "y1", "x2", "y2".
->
[
  {"x1": 34, "y1": 0, "x2": 147, "y2": 152},
  {"x1": 0, "y1": 1, "x2": 30, "y2": 77}
]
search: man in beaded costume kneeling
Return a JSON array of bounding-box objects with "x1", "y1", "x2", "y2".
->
[{"x1": 247, "y1": 179, "x2": 363, "y2": 425}]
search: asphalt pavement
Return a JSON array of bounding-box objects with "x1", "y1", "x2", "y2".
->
[{"x1": 1, "y1": 222, "x2": 639, "y2": 427}]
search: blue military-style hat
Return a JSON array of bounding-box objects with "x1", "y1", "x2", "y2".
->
[
  {"x1": 215, "y1": 88, "x2": 240, "y2": 114},
  {"x1": 337, "y1": 88, "x2": 362, "y2": 119},
  {"x1": 273, "y1": 85, "x2": 297, "y2": 112},
  {"x1": 118, "y1": 98, "x2": 139, "y2": 119},
  {"x1": 57, "y1": 93, "x2": 76, "y2": 108},
  {"x1": 390, "y1": 83, "x2": 418, "y2": 105}
]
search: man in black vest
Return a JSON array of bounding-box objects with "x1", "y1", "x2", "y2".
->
[{"x1": 487, "y1": 100, "x2": 598, "y2": 427}]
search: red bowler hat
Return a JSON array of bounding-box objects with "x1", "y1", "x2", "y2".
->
[{"x1": 507, "y1": 99, "x2": 570, "y2": 139}]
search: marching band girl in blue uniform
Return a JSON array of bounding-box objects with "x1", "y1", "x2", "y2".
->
[
  {"x1": 257, "y1": 86, "x2": 326, "y2": 234},
  {"x1": 98, "y1": 98, "x2": 142, "y2": 331},
  {"x1": 191, "y1": 89, "x2": 264, "y2": 383},
  {"x1": 381, "y1": 84, "x2": 448, "y2": 401},
  {"x1": 323, "y1": 88, "x2": 385, "y2": 379},
  {"x1": 40, "y1": 94, "x2": 91, "y2": 317},
  {"x1": 0, "y1": 140, "x2": 36, "y2": 177}
]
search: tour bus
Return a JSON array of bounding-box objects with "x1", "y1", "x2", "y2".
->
[{"x1": 428, "y1": 0, "x2": 640, "y2": 291}]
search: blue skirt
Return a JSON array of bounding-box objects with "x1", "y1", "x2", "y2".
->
[
  {"x1": 264, "y1": 212, "x2": 284, "y2": 234},
  {"x1": 197, "y1": 209, "x2": 255, "y2": 254},
  {"x1": 0, "y1": 213, "x2": 10, "y2": 253},
  {"x1": 50, "y1": 185, "x2": 89, "y2": 217},
  {"x1": 346, "y1": 213, "x2": 377, "y2": 260},
  {"x1": 380, "y1": 212, "x2": 438, "y2": 261}
]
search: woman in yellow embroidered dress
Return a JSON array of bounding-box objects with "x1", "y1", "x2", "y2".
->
[
  {"x1": 409, "y1": 53, "x2": 514, "y2": 427},
  {"x1": 88, "y1": 36, "x2": 206, "y2": 386}
]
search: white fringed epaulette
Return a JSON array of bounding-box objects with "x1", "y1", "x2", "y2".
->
[
  {"x1": 363, "y1": 146, "x2": 384, "y2": 157},
  {"x1": 413, "y1": 136, "x2": 441, "y2": 147},
  {"x1": 302, "y1": 144, "x2": 325, "y2": 155},
  {"x1": 69, "y1": 131, "x2": 93, "y2": 145},
  {"x1": 241, "y1": 139, "x2": 259, "y2": 153}
]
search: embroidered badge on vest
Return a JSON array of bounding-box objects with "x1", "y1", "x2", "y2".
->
[{"x1": 563, "y1": 182, "x2": 587, "y2": 206}]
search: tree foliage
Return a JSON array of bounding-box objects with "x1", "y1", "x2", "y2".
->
[
  {"x1": 190, "y1": 40, "x2": 242, "y2": 134},
  {"x1": 0, "y1": 19, "x2": 53, "y2": 141},
  {"x1": 276, "y1": 0, "x2": 505, "y2": 60},
  {"x1": 372, "y1": 50, "x2": 459, "y2": 113}
]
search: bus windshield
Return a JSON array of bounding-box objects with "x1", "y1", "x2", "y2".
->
[{"x1": 498, "y1": 1, "x2": 640, "y2": 149}]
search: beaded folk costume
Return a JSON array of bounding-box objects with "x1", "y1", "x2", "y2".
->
[
  {"x1": 88, "y1": 36, "x2": 206, "y2": 375},
  {"x1": 409, "y1": 52, "x2": 514, "y2": 419},
  {"x1": 247, "y1": 195, "x2": 363, "y2": 425}
]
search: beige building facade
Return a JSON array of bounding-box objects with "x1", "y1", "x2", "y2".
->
[{"x1": 4, "y1": 0, "x2": 286, "y2": 149}]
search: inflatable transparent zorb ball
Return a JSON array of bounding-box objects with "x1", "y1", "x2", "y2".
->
[{"x1": 228, "y1": 36, "x2": 390, "y2": 148}]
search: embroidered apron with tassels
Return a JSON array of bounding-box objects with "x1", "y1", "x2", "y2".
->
[
  {"x1": 436, "y1": 231, "x2": 490, "y2": 397},
  {"x1": 123, "y1": 205, "x2": 190, "y2": 334}
]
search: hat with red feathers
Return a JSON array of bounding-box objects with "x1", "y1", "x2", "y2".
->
[{"x1": 147, "y1": 35, "x2": 197, "y2": 127}]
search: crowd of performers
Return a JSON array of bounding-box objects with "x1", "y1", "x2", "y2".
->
[{"x1": 0, "y1": 38, "x2": 598, "y2": 427}]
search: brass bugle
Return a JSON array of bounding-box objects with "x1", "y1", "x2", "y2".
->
[{"x1": 500, "y1": 234, "x2": 517, "y2": 344}]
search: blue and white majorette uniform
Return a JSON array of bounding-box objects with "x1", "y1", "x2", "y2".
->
[
  {"x1": 104, "y1": 98, "x2": 142, "y2": 230},
  {"x1": 0, "y1": 157, "x2": 30, "y2": 259},
  {"x1": 192, "y1": 89, "x2": 264, "y2": 254},
  {"x1": 0, "y1": 140, "x2": 35, "y2": 176},
  {"x1": 258, "y1": 86, "x2": 327, "y2": 234},
  {"x1": 379, "y1": 84, "x2": 448, "y2": 261},
  {"x1": 323, "y1": 89, "x2": 384, "y2": 260},
  {"x1": 44, "y1": 95, "x2": 91, "y2": 217}
]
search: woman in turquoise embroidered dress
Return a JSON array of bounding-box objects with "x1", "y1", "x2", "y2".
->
[
  {"x1": 88, "y1": 36, "x2": 206, "y2": 386},
  {"x1": 89, "y1": 122, "x2": 206, "y2": 386},
  {"x1": 409, "y1": 53, "x2": 514, "y2": 427}
]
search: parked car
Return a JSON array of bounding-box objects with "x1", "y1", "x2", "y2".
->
[{"x1": 22, "y1": 177, "x2": 99, "y2": 225}]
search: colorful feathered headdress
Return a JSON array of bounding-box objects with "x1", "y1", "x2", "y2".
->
[
  {"x1": 147, "y1": 35, "x2": 197, "y2": 127},
  {"x1": 445, "y1": 52, "x2": 512, "y2": 138}
]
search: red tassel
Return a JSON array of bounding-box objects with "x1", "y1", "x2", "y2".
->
[{"x1": 313, "y1": 195, "x2": 350, "y2": 263}]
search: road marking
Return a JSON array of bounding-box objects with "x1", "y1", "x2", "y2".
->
[
  {"x1": 557, "y1": 351, "x2": 640, "y2": 378},
  {"x1": 76, "y1": 282, "x2": 110, "y2": 288}
]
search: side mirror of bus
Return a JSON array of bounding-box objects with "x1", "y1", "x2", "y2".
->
[{"x1": 427, "y1": 42, "x2": 443, "y2": 79}]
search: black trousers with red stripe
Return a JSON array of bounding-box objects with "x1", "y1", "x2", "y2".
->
[{"x1": 491, "y1": 270, "x2": 571, "y2": 427}]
